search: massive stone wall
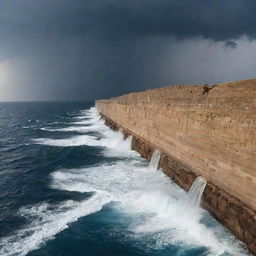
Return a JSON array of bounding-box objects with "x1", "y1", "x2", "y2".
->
[{"x1": 96, "y1": 79, "x2": 256, "y2": 254}]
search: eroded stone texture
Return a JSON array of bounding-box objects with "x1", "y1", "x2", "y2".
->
[
  {"x1": 101, "y1": 114, "x2": 256, "y2": 255},
  {"x1": 96, "y1": 79, "x2": 256, "y2": 254}
]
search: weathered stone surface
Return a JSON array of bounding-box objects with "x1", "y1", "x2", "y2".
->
[
  {"x1": 101, "y1": 115, "x2": 256, "y2": 255},
  {"x1": 96, "y1": 79, "x2": 256, "y2": 255}
]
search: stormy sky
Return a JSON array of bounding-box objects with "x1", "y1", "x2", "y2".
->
[{"x1": 0, "y1": 0, "x2": 256, "y2": 101}]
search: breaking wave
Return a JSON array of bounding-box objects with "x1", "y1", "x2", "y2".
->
[
  {"x1": 39, "y1": 122, "x2": 105, "y2": 133},
  {"x1": 33, "y1": 108, "x2": 137, "y2": 157},
  {"x1": 33, "y1": 134, "x2": 100, "y2": 147},
  {"x1": 0, "y1": 106, "x2": 250, "y2": 256},
  {"x1": 0, "y1": 194, "x2": 110, "y2": 256},
  {"x1": 50, "y1": 162, "x2": 248, "y2": 256}
]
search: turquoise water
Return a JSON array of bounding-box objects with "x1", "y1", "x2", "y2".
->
[{"x1": 0, "y1": 102, "x2": 250, "y2": 256}]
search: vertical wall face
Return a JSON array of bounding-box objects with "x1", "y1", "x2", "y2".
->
[
  {"x1": 96, "y1": 79, "x2": 256, "y2": 211},
  {"x1": 96, "y1": 79, "x2": 256, "y2": 254}
]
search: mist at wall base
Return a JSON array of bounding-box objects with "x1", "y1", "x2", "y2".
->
[{"x1": 0, "y1": 102, "x2": 250, "y2": 256}]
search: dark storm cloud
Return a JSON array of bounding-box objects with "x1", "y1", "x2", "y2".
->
[
  {"x1": 1, "y1": 0, "x2": 256, "y2": 41},
  {"x1": 225, "y1": 40, "x2": 238, "y2": 48},
  {"x1": 0, "y1": 0, "x2": 256, "y2": 101},
  {"x1": 87, "y1": 0, "x2": 256, "y2": 41}
]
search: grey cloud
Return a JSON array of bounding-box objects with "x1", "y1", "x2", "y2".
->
[
  {"x1": 225, "y1": 40, "x2": 238, "y2": 48},
  {"x1": 1, "y1": 0, "x2": 256, "y2": 41},
  {"x1": 0, "y1": 0, "x2": 255, "y2": 101}
]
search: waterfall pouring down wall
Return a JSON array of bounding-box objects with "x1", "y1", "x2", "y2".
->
[
  {"x1": 12, "y1": 106, "x2": 249, "y2": 256},
  {"x1": 186, "y1": 177, "x2": 207, "y2": 207},
  {"x1": 149, "y1": 149, "x2": 161, "y2": 171}
]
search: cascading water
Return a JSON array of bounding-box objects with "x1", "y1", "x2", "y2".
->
[
  {"x1": 186, "y1": 176, "x2": 207, "y2": 206},
  {"x1": 2, "y1": 105, "x2": 249, "y2": 256},
  {"x1": 149, "y1": 149, "x2": 161, "y2": 171}
]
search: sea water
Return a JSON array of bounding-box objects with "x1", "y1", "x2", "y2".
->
[{"x1": 0, "y1": 102, "x2": 251, "y2": 256}]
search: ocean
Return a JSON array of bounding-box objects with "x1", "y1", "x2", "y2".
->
[{"x1": 0, "y1": 102, "x2": 250, "y2": 256}]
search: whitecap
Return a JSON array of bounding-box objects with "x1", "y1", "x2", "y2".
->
[
  {"x1": 33, "y1": 134, "x2": 100, "y2": 147},
  {"x1": 0, "y1": 193, "x2": 111, "y2": 256},
  {"x1": 49, "y1": 162, "x2": 250, "y2": 256},
  {"x1": 39, "y1": 121, "x2": 105, "y2": 133},
  {"x1": 27, "y1": 106, "x2": 250, "y2": 256}
]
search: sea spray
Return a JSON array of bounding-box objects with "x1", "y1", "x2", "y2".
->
[
  {"x1": 149, "y1": 149, "x2": 161, "y2": 171},
  {"x1": 186, "y1": 176, "x2": 207, "y2": 206},
  {"x1": 0, "y1": 193, "x2": 111, "y2": 256},
  {"x1": 15, "y1": 106, "x2": 249, "y2": 256}
]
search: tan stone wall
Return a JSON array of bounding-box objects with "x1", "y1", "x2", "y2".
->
[
  {"x1": 96, "y1": 79, "x2": 256, "y2": 211},
  {"x1": 101, "y1": 114, "x2": 256, "y2": 255}
]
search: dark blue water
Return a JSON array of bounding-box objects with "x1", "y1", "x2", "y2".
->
[{"x1": 0, "y1": 102, "x2": 250, "y2": 256}]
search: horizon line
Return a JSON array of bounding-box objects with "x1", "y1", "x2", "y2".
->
[{"x1": 0, "y1": 100, "x2": 95, "y2": 103}]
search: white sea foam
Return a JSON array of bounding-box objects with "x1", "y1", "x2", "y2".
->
[
  {"x1": 40, "y1": 122, "x2": 105, "y2": 133},
  {"x1": 34, "y1": 107, "x2": 137, "y2": 157},
  {"x1": 74, "y1": 108, "x2": 100, "y2": 120},
  {"x1": 0, "y1": 193, "x2": 111, "y2": 256},
  {"x1": 33, "y1": 131, "x2": 135, "y2": 157},
  {"x1": 50, "y1": 162, "x2": 249, "y2": 256},
  {"x1": 71, "y1": 118, "x2": 101, "y2": 125},
  {"x1": 33, "y1": 134, "x2": 100, "y2": 147},
  {"x1": 18, "y1": 106, "x2": 250, "y2": 256}
]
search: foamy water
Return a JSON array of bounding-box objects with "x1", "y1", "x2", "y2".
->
[
  {"x1": 0, "y1": 107, "x2": 250, "y2": 256},
  {"x1": 0, "y1": 194, "x2": 110, "y2": 256}
]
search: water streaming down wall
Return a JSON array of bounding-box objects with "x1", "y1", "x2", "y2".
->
[
  {"x1": 149, "y1": 149, "x2": 207, "y2": 207},
  {"x1": 187, "y1": 177, "x2": 207, "y2": 207},
  {"x1": 149, "y1": 150, "x2": 161, "y2": 171},
  {"x1": 96, "y1": 79, "x2": 256, "y2": 254}
]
